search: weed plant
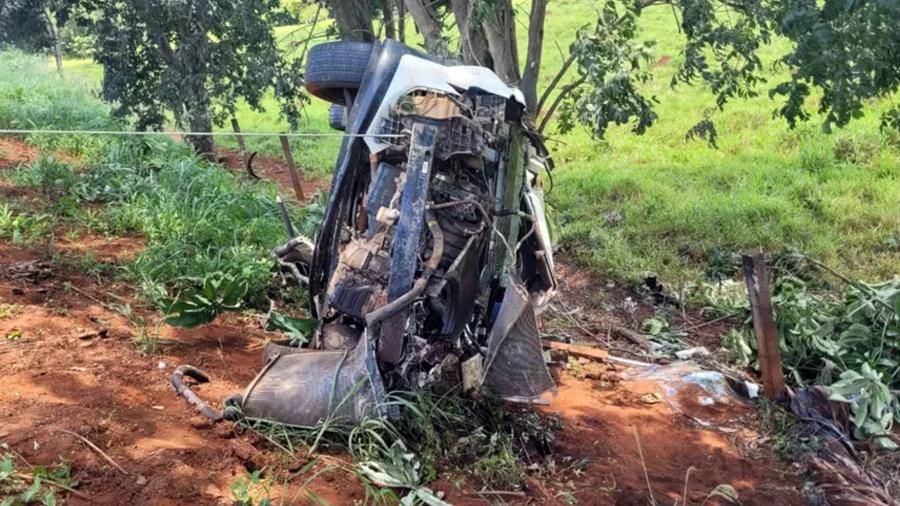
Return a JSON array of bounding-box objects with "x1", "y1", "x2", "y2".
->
[
  {"x1": 724, "y1": 254, "x2": 900, "y2": 447},
  {"x1": 237, "y1": 391, "x2": 562, "y2": 497},
  {"x1": 11, "y1": 134, "x2": 322, "y2": 321}
]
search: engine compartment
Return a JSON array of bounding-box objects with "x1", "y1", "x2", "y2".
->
[{"x1": 320, "y1": 86, "x2": 552, "y2": 392}]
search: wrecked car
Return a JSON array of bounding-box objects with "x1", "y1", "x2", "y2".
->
[{"x1": 174, "y1": 40, "x2": 558, "y2": 427}]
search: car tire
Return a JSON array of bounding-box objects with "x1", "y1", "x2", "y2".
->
[
  {"x1": 305, "y1": 41, "x2": 374, "y2": 104},
  {"x1": 328, "y1": 104, "x2": 346, "y2": 131}
]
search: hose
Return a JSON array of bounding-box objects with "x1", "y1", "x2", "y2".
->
[{"x1": 171, "y1": 365, "x2": 227, "y2": 422}]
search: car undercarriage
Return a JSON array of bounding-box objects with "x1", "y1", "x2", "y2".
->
[{"x1": 174, "y1": 40, "x2": 559, "y2": 427}]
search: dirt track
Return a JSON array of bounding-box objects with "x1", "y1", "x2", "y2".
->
[{"x1": 1, "y1": 137, "x2": 806, "y2": 505}]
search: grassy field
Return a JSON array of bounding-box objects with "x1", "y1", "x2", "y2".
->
[{"x1": 43, "y1": 1, "x2": 900, "y2": 287}]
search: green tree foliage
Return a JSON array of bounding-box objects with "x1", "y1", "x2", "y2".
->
[
  {"x1": 0, "y1": 0, "x2": 71, "y2": 71},
  {"x1": 332, "y1": 0, "x2": 900, "y2": 141},
  {"x1": 556, "y1": 0, "x2": 900, "y2": 143},
  {"x1": 0, "y1": 0, "x2": 60, "y2": 51},
  {"x1": 77, "y1": 0, "x2": 306, "y2": 154}
]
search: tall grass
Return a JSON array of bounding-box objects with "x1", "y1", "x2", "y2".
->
[
  {"x1": 25, "y1": 136, "x2": 322, "y2": 310},
  {"x1": 0, "y1": 49, "x2": 115, "y2": 153}
]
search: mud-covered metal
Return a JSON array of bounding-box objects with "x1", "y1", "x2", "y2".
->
[{"x1": 237, "y1": 337, "x2": 386, "y2": 427}]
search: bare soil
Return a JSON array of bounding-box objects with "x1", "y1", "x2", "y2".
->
[
  {"x1": 217, "y1": 148, "x2": 327, "y2": 203},
  {"x1": 1, "y1": 136, "x2": 806, "y2": 505}
]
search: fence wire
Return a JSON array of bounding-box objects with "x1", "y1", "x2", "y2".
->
[{"x1": 0, "y1": 128, "x2": 405, "y2": 139}]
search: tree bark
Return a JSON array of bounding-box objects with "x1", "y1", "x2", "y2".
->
[
  {"x1": 404, "y1": 0, "x2": 447, "y2": 55},
  {"x1": 480, "y1": 0, "x2": 520, "y2": 84},
  {"x1": 520, "y1": 0, "x2": 548, "y2": 113},
  {"x1": 398, "y1": 0, "x2": 406, "y2": 42},
  {"x1": 450, "y1": 0, "x2": 492, "y2": 67},
  {"x1": 381, "y1": 1, "x2": 396, "y2": 40},
  {"x1": 323, "y1": 0, "x2": 375, "y2": 42},
  {"x1": 184, "y1": 82, "x2": 215, "y2": 157},
  {"x1": 42, "y1": 8, "x2": 62, "y2": 73}
]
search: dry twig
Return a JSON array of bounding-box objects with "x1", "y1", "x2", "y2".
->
[{"x1": 58, "y1": 429, "x2": 128, "y2": 475}]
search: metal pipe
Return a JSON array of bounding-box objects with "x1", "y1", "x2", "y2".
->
[{"x1": 365, "y1": 210, "x2": 444, "y2": 327}]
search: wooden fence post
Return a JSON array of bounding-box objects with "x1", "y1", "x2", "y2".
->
[
  {"x1": 278, "y1": 134, "x2": 305, "y2": 201},
  {"x1": 230, "y1": 118, "x2": 248, "y2": 170},
  {"x1": 742, "y1": 253, "x2": 786, "y2": 400}
]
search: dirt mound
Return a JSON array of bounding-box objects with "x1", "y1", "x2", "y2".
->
[
  {"x1": 0, "y1": 241, "x2": 368, "y2": 505},
  {"x1": 0, "y1": 138, "x2": 39, "y2": 169}
]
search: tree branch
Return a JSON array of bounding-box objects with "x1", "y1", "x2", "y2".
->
[
  {"x1": 538, "y1": 74, "x2": 586, "y2": 134},
  {"x1": 404, "y1": 0, "x2": 447, "y2": 55},
  {"x1": 536, "y1": 51, "x2": 576, "y2": 116}
]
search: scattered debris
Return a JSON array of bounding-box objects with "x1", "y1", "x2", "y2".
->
[
  {"x1": 542, "y1": 339, "x2": 609, "y2": 362},
  {"x1": 674, "y1": 346, "x2": 710, "y2": 360},
  {"x1": 628, "y1": 362, "x2": 752, "y2": 427},
  {"x1": 75, "y1": 328, "x2": 108, "y2": 340},
  {"x1": 790, "y1": 386, "x2": 899, "y2": 506}
]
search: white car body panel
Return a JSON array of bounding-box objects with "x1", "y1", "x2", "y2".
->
[{"x1": 364, "y1": 54, "x2": 526, "y2": 153}]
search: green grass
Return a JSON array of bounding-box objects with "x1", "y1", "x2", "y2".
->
[
  {"x1": 543, "y1": 3, "x2": 900, "y2": 286},
  {"x1": 1, "y1": 51, "x2": 324, "y2": 323},
  {"x1": 43, "y1": 2, "x2": 900, "y2": 287}
]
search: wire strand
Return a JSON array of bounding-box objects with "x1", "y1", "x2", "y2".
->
[{"x1": 0, "y1": 128, "x2": 405, "y2": 139}]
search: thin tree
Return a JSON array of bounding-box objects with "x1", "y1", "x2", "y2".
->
[{"x1": 76, "y1": 0, "x2": 306, "y2": 156}]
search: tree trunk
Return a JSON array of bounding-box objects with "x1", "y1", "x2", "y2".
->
[
  {"x1": 398, "y1": 0, "x2": 406, "y2": 42},
  {"x1": 323, "y1": 0, "x2": 375, "y2": 42},
  {"x1": 480, "y1": 0, "x2": 520, "y2": 84},
  {"x1": 42, "y1": 8, "x2": 62, "y2": 73},
  {"x1": 397, "y1": 0, "x2": 406, "y2": 44},
  {"x1": 520, "y1": 0, "x2": 548, "y2": 114},
  {"x1": 184, "y1": 81, "x2": 215, "y2": 157},
  {"x1": 381, "y1": 1, "x2": 396, "y2": 40},
  {"x1": 404, "y1": 0, "x2": 447, "y2": 55},
  {"x1": 51, "y1": 36, "x2": 63, "y2": 74},
  {"x1": 450, "y1": 0, "x2": 492, "y2": 67}
]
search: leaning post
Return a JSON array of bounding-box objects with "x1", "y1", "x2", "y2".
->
[
  {"x1": 230, "y1": 118, "x2": 249, "y2": 171},
  {"x1": 741, "y1": 252, "x2": 786, "y2": 400},
  {"x1": 279, "y1": 134, "x2": 305, "y2": 201}
]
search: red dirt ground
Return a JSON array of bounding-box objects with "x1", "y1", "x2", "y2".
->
[
  {"x1": 1, "y1": 136, "x2": 806, "y2": 504},
  {"x1": 217, "y1": 148, "x2": 327, "y2": 203}
]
